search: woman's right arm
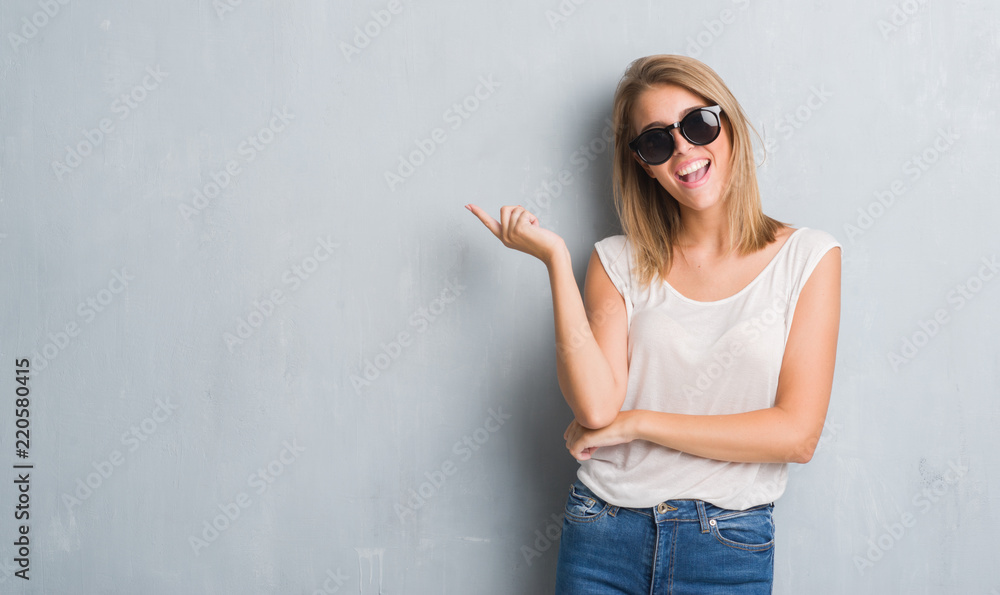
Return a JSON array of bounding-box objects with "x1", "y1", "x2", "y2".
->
[
  {"x1": 547, "y1": 244, "x2": 628, "y2": 429},
  {"x1": 465, "y1": 203, "x2": 628, "y2": 430}
]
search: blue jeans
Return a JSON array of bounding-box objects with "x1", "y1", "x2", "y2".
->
[{"x1": 554, "y1": 478, "x2": 775, "y2": 594}]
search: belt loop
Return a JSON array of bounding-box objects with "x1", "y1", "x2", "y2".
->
[{"x1": 696, "y1": 500, "x2": 709, "y2": 533}]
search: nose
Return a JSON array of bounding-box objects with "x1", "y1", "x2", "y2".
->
[{"x1": 670, "y1": 128, "x2": 693, "y2": 158}]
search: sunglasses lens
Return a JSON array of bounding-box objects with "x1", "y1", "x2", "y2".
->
[
  {"x1": 635, "y1": 129, "x2": 673, "y2": 165},
  {"x1": 683, "y1": 109, "x2": 721, "y2": 145},
  {"x1": 632, "y1": 108, "x2": 722, "y2": 165}
]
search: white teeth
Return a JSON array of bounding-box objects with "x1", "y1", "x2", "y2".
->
[{"x1": 677, "y1": 159, "x2": 709, "y2": 177}]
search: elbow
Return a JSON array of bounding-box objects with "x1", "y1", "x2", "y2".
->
[
  {"x1": 791, "y1": 449, "x2": 813, "y2": 465},
  {"x1": 577, "y1": 409, "x2": 617, "y2": 430},
  {"x1": 789, "y1": 435, "x2": 817, "y2": 464},
  {"x1": 574, "y1": 387, "x2": 625, "y2": 430},
  {"x1": 776, "y1": 408, "x2": 820, "y2": 464},
  {"x1": 576, "y1": 400, "x2": 621, "y2": 430}
]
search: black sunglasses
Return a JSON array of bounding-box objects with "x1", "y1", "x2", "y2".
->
[{"x1": 628, "y1": 105, "x2": 724, "y2": 166}]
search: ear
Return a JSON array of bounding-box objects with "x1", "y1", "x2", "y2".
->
[{"x1": 631, "y1": 151, "x2": 655, "y2": 178}]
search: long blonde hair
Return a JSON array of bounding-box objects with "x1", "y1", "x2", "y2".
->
[{"x1": 610, "y1": 54, "x2": 790, "y2": 291}]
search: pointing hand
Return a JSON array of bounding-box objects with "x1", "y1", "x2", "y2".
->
[{"x1": 465, "y1": 204, "x2": 566, "y2": 266}]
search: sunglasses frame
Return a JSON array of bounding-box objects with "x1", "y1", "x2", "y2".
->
[{"x1": 628, "y1": 105, "x2": 724, "y2": 166}]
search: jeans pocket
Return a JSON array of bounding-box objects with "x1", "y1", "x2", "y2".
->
[
  {"x1": 709, "y1": 504, "x2": 774, "y2": 552},
  {"x1": 564, "y1": 480, "x2": 610, "y2": 523}
]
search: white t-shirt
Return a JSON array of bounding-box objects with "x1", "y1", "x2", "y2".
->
[{"x1": 577, "y1": 227, "x2": 842, "y2": 510}]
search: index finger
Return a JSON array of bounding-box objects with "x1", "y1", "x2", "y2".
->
[{"x1": 465, "y1": 203, "x2": 501, "y2": 238}]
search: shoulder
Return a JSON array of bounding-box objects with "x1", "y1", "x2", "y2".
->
[
  {"x1": 793, "y1": 227, "x2": 841, "y2": 248},
  {"x1": 595, "y1": 234, "x2": 628, "y2": 251},
  {"x1": 594, "y1": 234, "x2": 631, "y2": 264},
  {"x1": 784, "y1": 227, "x2": 841, "y2": 297},
  {"x1": 785, "y1": 227, "x2": 842, "y2": 260},
  {"x1": 593, "y1": 234, "x2": 633, "y2": 291}
]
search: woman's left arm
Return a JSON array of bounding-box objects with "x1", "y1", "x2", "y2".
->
[{"x1": 565, "y1": 247, "x2": 842, "y2": 464}]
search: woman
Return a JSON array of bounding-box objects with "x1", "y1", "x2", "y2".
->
[{"x1": 466, "y1": 54, "x2": 841, "y2": 593}]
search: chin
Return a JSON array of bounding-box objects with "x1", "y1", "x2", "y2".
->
[{"x1": 674, "y1": 189, "x2": 723, "y2": 210}]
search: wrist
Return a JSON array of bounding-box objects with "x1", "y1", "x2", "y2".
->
[
  {"x1": 544, "y1": 241, "x2": 571, "y2": 270},
  {"x1": 625, "y1": 409, "x2": 644, "y2": 442}
]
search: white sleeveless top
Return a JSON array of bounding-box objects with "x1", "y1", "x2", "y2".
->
[{"x1": 577, "y1": 227, "x2": 842, "y2": 510}]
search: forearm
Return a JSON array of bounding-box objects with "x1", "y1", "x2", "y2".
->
[
  {"x1": 630, "y1": 407, "x2": 811, "y2": 464},
  {"x1": 546, "y1": 246, "x2": 619, "y2": 429}
]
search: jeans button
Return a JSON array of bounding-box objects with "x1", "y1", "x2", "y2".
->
[
  {"x1": 656, "y1": 503, "x2": 667, "y2": 514},
  {"x1": 709, "y1": 519, "x2": 716, "y2": 526}
]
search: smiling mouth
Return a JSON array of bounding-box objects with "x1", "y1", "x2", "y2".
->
[{"x1": 676, "y1": 160, "x2": 710, "y2": 184}]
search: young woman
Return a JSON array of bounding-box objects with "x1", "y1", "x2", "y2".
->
[{"x1": 466, "y1": 54, "x2": 841, "y2": 593}]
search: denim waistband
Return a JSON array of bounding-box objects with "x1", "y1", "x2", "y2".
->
[{"x1": 573, "y1": 479, "x2": 774, "y2": 533}]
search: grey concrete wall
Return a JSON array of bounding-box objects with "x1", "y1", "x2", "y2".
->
[{"x1": 1, "y1": 0, "x2": 997, "y2": 593}]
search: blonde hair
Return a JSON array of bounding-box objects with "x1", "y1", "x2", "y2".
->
[{"x1": 610, "y1": 54, "x2": 790, "y2": 291}]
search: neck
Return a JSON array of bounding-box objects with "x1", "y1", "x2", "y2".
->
[{"x1": 674, "y1": 204, "x2": 731, "y2": 257}]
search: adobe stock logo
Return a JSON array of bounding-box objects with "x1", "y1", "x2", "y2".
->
[
  {"x1": 61, "y1": 397, "x2": 178, "y2": 512},
  {"x1": 756, "y1": 85, "x2": 833, "y2": 160},
  {"x1": 844, "y1": 127, "x2": 959, "y2": 243},
  {"x1": 684, "y1": 0, "x2": 751, "y2": 58},
  {"x1": 32, "y1": 267, "x2": 134, "y2": 374},
  {"x1": 877, "y1": 0, "x2": 928, "y2": 39},
  {"x1": 544, "y1": 0, "x2": 590, "y2": 30},
  {"x1": 383, "y1": 76, "x2": 500, "y2": 191},
  {"x1": 351, "y1": 277, "x2": 465, "y2": 395},
  {"x1": 394, "y1": 407, "x2": 511, "y2": 523},
  {"x1": 887, "y1": 254, "x2": 998, "y2": 371},
  {"x1": 520, "y1": 508, "x2": 566, "y2": 567},
  {"x1": 179, "y1": 107, "x2": 295, "y2": 220},
  {"x1": 339, "y1": 0, "x2": 405, "y2": 61},
  {"x1": 189, "y1": 440, "x2": 306, "y2": 556},
  {"x1": 224, "y1": 235, "x2": 338, "y2": 352},
  {"x1": 523, "y1": 119, "x2": 614, "y2": 222},
  {"x1": 679, "y1": 295, "x2": 786, "y2": 400},
  {"x1": 51, "y1": 66, "x2": 168, "y2": 180},
  {"x1": 854, "y1": 457, "x2": 968, "y2": 573},
  {"x1": 7, "y1": 0, "x2": 72, "y2": 54}
]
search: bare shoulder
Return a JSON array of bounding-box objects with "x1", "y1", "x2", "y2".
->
[
  {"x1": 745, "y1": 224, "x2": 797, "y2": 261},
  {"x1": 776, "y1": 225, "x2": 797, "y2": 242}
]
